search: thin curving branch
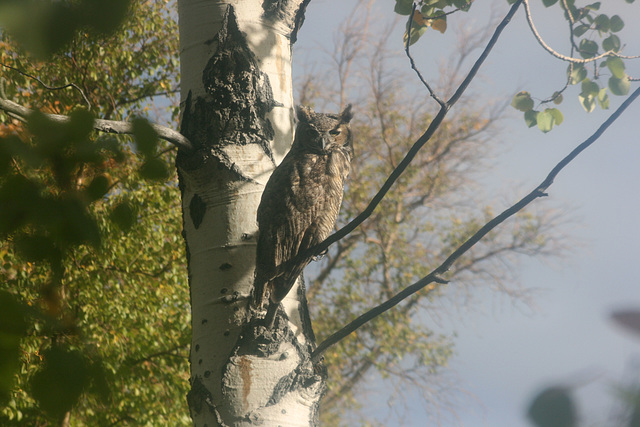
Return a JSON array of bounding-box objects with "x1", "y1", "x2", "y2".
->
[
  {"x1": 0, "y1": 97, "x2": 193, "y2": 152},
  {"x1": 1, "y1": 62, "x2": 93, "y2": 109},
  {"x1": 523, "y1": 0, "x2": 640, "y2": 64},
  {"x1": 405, "y1": 4, "x2": 445, "y2": 107},
  {"x1": 311, "y1": 85, "x2": 640, "y2": 363}
]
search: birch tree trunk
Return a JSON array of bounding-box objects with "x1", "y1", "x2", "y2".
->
[{"x1": 176, "y1": 1, "x2": 323, "y2": 425}]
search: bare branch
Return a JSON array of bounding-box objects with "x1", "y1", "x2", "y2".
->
[
  {"x1": 311, "y1": 84, "x2": 640, "y2": 363},
  {"x1": 1, "y1": 62, "x2": 92, "y2": 109},
  {"x1": 0, "y1": 97, "x2": 193, "y2": 152}
]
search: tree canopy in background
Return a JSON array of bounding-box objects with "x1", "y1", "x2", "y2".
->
[{"x1": 0, "y1": 0, "x2": 638, "y2": 425}]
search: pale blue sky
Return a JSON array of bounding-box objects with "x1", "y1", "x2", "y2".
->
[{"x1": 295, "y1": 1, "x2": 640, "y2": 425}]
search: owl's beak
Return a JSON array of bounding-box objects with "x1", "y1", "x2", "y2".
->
[{"x1": 321, "y1": 134, "x2": 330, "y2": 150}]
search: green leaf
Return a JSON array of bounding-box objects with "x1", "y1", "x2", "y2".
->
[
  {"x1": 132, "y1": 118, "x2": 159, "y2": 157},
  {"x1": 85, "y1": 175, "x2": 111, "y2": 202},
  {"x1": 579, "y1": 93, "x2": 596, "y2": 112},
  {"x1": 568, "y1": 64, "x2": 587, "y2": 85},
  {"x1": 572, "y1": 24, "x2": 589, "y2": 37},
  {"x1": 542, "y1": 0, "x2": 558, "y2": 6},
  {"x1": 31, "y1": 347, "x2": 90, "y2": 420},
  {"x1": 549, "y1": 108, "x2": 563, "y2": 126},
  {"x1": 580, "y1": 79, "x2": 600, "y2": 97},
  {"x1": 394, "y1": 0, "x2": 414, "y2": 15},
  {"x1": 609, "y1": 75, "x2": 630, "y2": 96},
  {"x1": 585, "y1": 2, "x2": 600, "y2": 10},
  {"x1": 528, "y1": 387, "x2": 576, "y2": 427},
  {"x1": 0, "y1": 292, "x2": 28, "y2": 404},
  {"x1": 552, "y1": 92, "x2": 563, "y2": 105},
  {"x1": 511, "y1": 91, "x2": 534, "y2": 112},
  {"x1": 593, "y1": 14, "x2": 609, "y2": 32},
  {"x1": 597, "y1": 88, "x2": 609, "y2": 109},
  {"x1": 609, "y1": 15, "x2": 624, "y2": 32},
  {"x1": 14, "y1": 234, "x2": 60, "y2": 264},
  {"x1": 536, "y1": 110, "x2": 553, "y2": 133},
  {"x1": 602, "y1": 35, "x2": 620, "y2": 52},
  {"x1": 523, "y1": 111, "x2": 537, "y2": 127},
  {"x1": 579, "y1": 39, "x2": 598, "y2": 58},
  {"x1": 68, "y1": 109, "x2": 95, "y2": 143},
  {"x1": 537, "y1": 108, "x2": 562, "y2": 133},
  {"x1": 403, "y1": 24, "x2": 428, "y2": 46},
  {"x1": 606, "y1": 56, "x2": 626, "y2": 79},
  {"x1": 82, "y1": 0, "x2": 130, "y2": 35},
  {"x1": 111, "y1": 202, "x2": 136, "y2": 232},
  {"x1": 139, "y1": 158, "x2": 170, "y2": 181}
]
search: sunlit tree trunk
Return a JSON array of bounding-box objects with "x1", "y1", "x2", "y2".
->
[{"x1": 176, "y1": 1, "x2": 323, "y2": 425}]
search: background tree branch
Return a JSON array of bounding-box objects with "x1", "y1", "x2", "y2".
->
[
  {"x1": 0, "y1": 97, "x2": 192, "y2": 151},
  {"x1": 311, "y1": 84, "x2": 640, "y2": 363}
]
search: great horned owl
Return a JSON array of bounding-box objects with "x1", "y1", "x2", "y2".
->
[{"x1": 253, "y1": 104, "x2": 354, "y2": 326}]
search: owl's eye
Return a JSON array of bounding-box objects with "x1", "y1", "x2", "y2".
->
[{"x1": 329, "y1": 128, "x2": 342, "y2": 136}]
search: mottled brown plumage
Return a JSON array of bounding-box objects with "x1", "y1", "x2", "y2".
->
[{"x1": 253, "y1": 105, "x2": 353, "y2": 324}]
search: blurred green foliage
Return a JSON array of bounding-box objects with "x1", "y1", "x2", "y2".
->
[
  {"x1": 1, "y1": 0, "x2": 189, "y2": 424},
  {"x1": 527, "y1": 310, "x2": 640, "y2": 427}
]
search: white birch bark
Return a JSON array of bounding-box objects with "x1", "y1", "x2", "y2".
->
[{"x1": 177, "y1": 1, "x2": 323, "y2": 425}]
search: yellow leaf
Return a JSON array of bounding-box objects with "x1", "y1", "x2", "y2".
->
[
  {"x1": 413, "y1": 12, "x2": 428, "y2": 27},
  {"x1": 432, "y1": 18, "x2": 447, "y2": 34}
]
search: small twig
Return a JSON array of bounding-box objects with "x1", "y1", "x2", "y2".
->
[
  {"x1": 1, "y1": 62, "x2": 92, "y2": 110},
  {"x1": 311, "y1": 85, "x2": 640, "y2": 362},
  {"x1": 405, "y1": 4, "x2": 445, "y2": 107},
  {"x1": 523, "y1": 0, "x2": 640, "y2": 64},
  {"x1": 126, "y1": 343, "x2": 189, "y2": 365},
  {"x1": 539, "y1": 0, "x2": 576, "y2": 105},
  {"x1": 0, "y1": 97, "x2": 193, "y2": 151}
]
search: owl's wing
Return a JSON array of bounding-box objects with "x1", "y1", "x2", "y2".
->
[{"x1": 255, "y1": 150, "x2": 348, "y2": 307}]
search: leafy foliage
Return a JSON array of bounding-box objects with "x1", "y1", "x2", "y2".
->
[
  {"x1": 394, "y1": 1, "x2": 639, "y2": 132},
  {"x1": 1, "y1": 0, "x2": 188, "y2": 424},
  {"x1": 504, "y1": 0, "x2": 638, "y2": 131},
  {"x1": 395, "y1": 0, "x2": 472, "y2": 45}
]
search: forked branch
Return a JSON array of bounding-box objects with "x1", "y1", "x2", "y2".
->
[{"x1": 311, "y1": 85, "x2": 640, "y2": 363}]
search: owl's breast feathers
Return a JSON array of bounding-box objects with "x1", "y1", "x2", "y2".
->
[{"x1": 253, "y1": 147, "x2": 350, "y2": 307}]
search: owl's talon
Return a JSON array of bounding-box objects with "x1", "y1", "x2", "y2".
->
[{"x1": 312, "y1": 248, "x2": 328, "y2": 261}]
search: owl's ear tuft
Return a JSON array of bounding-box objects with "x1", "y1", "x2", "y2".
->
[
  {"x1": 340, "y1": 104, "x2": 353, "y2": 123},
  {"x1": 296, "y1": 105, "x2": 314, "y2": 123}
]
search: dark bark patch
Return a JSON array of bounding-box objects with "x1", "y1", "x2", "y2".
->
[
  {"x1": 187, "y1": 376, "x2": 213, "y2": 416},
  {"x1": 181, "y1": 5, "x2": 276, "y2": 156},
  {"x1": 262, "y1": 0, "x2": 295, "y2": 28},
  {"x1": 189, "y1": 193, "x2": 206, "y2": 229},
  {"x1": 291, "y1": 0, "x2": 311, "y2": 44},
  {"x1": 297, "y1": 276, "x2": 316, "y2": 344},
  {"x1": 219, "y1": 262, "x2": 232, "y2": 271}
]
